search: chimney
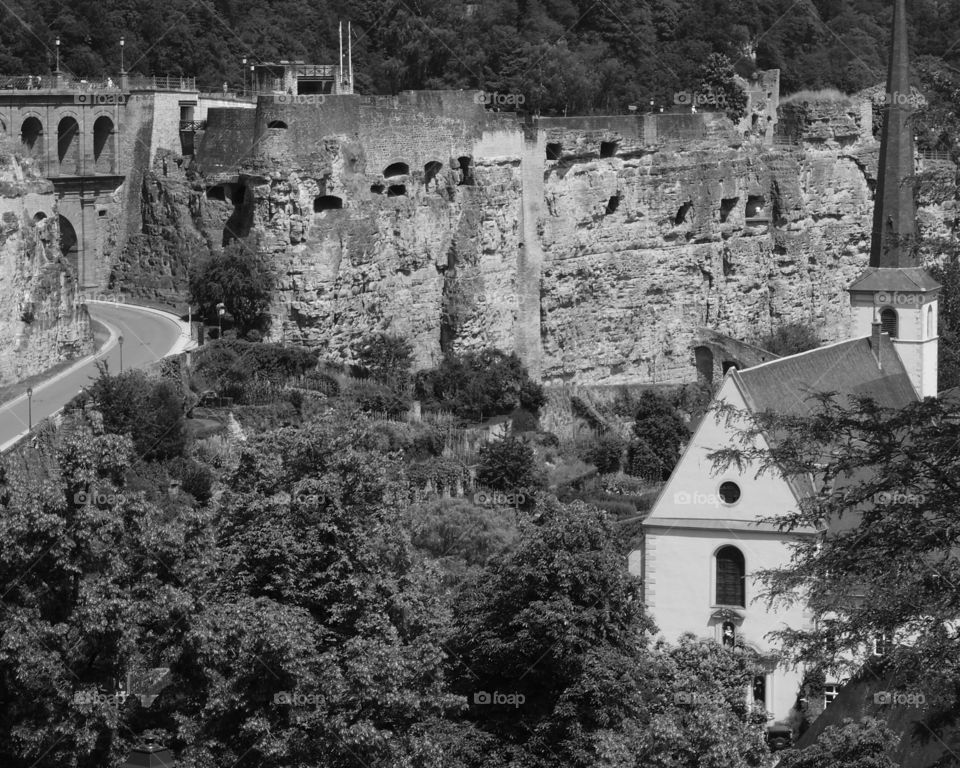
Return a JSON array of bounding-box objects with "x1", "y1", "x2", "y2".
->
[{"x1": 870, "y1": 321, "x2": 883, "y2": 367}]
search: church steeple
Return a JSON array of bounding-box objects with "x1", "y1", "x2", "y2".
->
[
  {"x1": 870, "y1": 0, "x2": 917, "y2": 268},
  {"x1": 848, "y1": 0, "x2": 941, "y2": 398}
]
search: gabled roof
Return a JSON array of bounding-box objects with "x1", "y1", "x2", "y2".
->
[
  {"x1": 733, "y1": 334, "x2": 918, "y2": 419},
  {"x1": 848, "y1": 267, "x2": 941, "y2": 294}
]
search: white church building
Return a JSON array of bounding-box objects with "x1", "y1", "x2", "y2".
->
[{"x1": 629, "y1": 0, "x2": 939, "y2": 733}]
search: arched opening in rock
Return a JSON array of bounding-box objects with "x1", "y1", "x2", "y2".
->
[
  {"x1": 387, "y1": 184, "x2": 407, "y2": 197},
  {"x1": 675, "y1": 201, "x2": 693, "y2": 226},
  {"x1": 33, "y1": 211, "x2": 47, "y2": 222},
  {"x1": 605, "y1": 195, "x2": 620, "y2": 215},
  {"x1": 21, "y1": 117, "x2": 43, "y2": 151},
  {"x1": 314, "y1": 195, "x2": 343, "y2": 212},
  {"x1": 424, "y1": 160, "x2": 443, "y2": 188},
  {"x1": 58, "y1": 214, "x2": 79, "y2": 276},
  {"x1": 694, "y1": 346, "x2": 714, "y2": 385},
  {"x1": 457, "y1": 156, "x2": 475, "y2": 186},
  {"x1": 57, "y1": 116, "x2": 80, "y2": 172},
  {"x1": 370, "y1": 183, "x2": 384, "y2": 195},
  {"x1": 722, "y1": 359, "x2": 741, "y2": 374},
  {"x1": 206, "y1": 186, "x2": 226, "y2": 201},
  {"x1": 93, "y1": 116, "x2": 115, "y2": 173},
  {"x1": 600, "y1": 140, "x2": 618, "y2": 158},
  {"x1": 383, "y1": 162, "x2": 409, "y2": 178},
  {"x1": 546, "y1": 142, "x2": 562, "y2": 161},
  {"x1": 267, "y1": 120, "x2": 288, "y2": 129},
  {"x1": 720, "y1": 197, "x2": 738, "y2": 223}
]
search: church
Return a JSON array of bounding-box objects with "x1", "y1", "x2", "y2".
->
[{"x1": 629, "y1": 0, "x2": 940, "y2": 735}]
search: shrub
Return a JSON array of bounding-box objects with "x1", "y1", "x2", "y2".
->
[
  {"x1": 579, "y1": 432, "x2": 624, "y2": 474},
  {"x1": 355, "y1": 389, "x2": 410, "y2": 418},
  {"x1": 352, "y1": 333, "x2": 414, "y2": 392},
  {"x1": 476, "y1": 431, "x2": 544, "y2": 507},
  {"x1": 626, "y1": 391, "x2": 689, "y2": 481},
  {"x1": 536, "y1": 431, "x2": 560, "y2": 448},
  {"x1": 167, "y1": 457, "x2": 215, "y2": 503},
  {"x1": 756, "y1": 322, "x2": 821, "y2": 356},
  {"x1": 510, "y1": 407, "x2": 539, "y2": 432},
  {"x1": 409, "y1": 428, "x2": 446, "y2": 460}
]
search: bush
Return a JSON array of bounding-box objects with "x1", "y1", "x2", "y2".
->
[
  {"x1": 757, "y1": 322, "x2": 821, "y2": 356},
  {"x1": 476, "y1": 431, "x2": 544, "y2": 507},
  {"x1": 536, "y1": 431, "x2": 560, "y2": 448},
  {"x1": 409, "y1": 428, "x2": 446, "y2": 460},
  {"x1": 579, "y1": 432, "x2": 624, "y2": 474},
  {"x1": 168, "y1": 457, "x2": 215, "y2": 503},
  {"x1": 352, "y1": 333, "x2": 414, "y2": 392},
  {"x1": 414, "y1": 348, "x2": 545, "y2": 421},
  {"x1": 510, "y1": 407, "x2": 539, "y2": 432},
  {"x1": 626, "y1": 391, "x2": 689, "y2": 481},
  {"x1": 355, "y1": 389, "x2": 411, "y2": 418}
]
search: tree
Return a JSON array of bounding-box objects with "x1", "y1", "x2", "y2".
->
[
  {"x1": 776, "y1": 718, "x2": 899, "y2": 768},
  {"x1": 352, "y1": 332, "x2": 414, "y2": 392},
  {"x1": 695, "y1": 53, "x2": 748, "y2": 122},
  {"x1": 475, "y1": 430, "x2": 544, "y2": 506},
  {"x1": 626, "y1": 392, "x2": 689, "y2": 481},
  {"x1": 709, "y1": 392, "x2": 960, "y2": 757},
  {"x1": 928, "y1": 255, "x2": 960, "y2": 391},
  {"x1": 579, "y1": 432, "x2": 625, "y2": 474},
  {"x1": 757, "y1": 323, "x2": 821, "y2": 357},
  {"x1": 189, "y1": 240, "x2": 276, "y2": 335}
]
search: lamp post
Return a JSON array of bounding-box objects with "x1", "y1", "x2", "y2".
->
[
  {"x1": 55, "y1": 36, "x2": 61, "y2": 73},
  {"x1": 118, "y1": 334, "x2": 124, "y2": 373},
  {"x1": 217, "y1": 303, "x2": 225, "y2": 339},
  {"x1": 250, "y1": 63, "x2": 255, "y2": 95},
  {"x1": 26, "y1": 387, "x2": 32, "y2": 431},
  {"x1": 242, "y1": 58, "x2": 246, "y2": 95},
  {"x1": 120, "y1": 37, "x2": 125, "y2": 74}
]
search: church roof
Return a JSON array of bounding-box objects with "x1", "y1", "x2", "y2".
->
[
  {"x1": 733, "y1": 334, "x2": 918, "y2": 419},
  {"x1": 848, "y1": 266, "x2": 940, "y2": 294}
]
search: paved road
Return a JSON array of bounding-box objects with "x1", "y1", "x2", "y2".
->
[{"x1": 0, "y1": 302, "x2": 187, "y2": 450}]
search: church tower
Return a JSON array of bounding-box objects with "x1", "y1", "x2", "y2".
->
[{"x1": 848, "y1": 0, "x2": 941, "y2": 397}]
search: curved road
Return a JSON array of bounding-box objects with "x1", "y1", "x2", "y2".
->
[{"x1": 0, "y1": 302, "x2": 190, "y2": 450}]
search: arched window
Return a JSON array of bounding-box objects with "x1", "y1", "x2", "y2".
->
[
  {"x1": 716, "y1": 546, "x2": 745, "y2": 607},
  {"x1": 313, "y1": 195, "x2": 343, "y2": 212},
  {"x1": 58, "y1": 214, "x2": 79, "y2": 277},
  {"x1": 267, "y1": 120, "x2": 288, "y2": 129},
  {"x1": 93, "y1": 116, "x2": 115, "y2": 172},
  {"x1": 880, "y1": 308, "x2": 898, "y2": 338},
  {"x1": 21, "y1": 117, "x2": 43, "y2": 151},
  {"x1": 57, "y1": 117, "x2": 80, "y2": 172},
  {"x1": 927, "y1": 305, "x2": 935, "y2": 338}
]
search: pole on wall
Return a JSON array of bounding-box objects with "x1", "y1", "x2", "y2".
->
[
  {"x1": 348, "y1": 21, "x2": 353, "y2": 92},
  {"x1": 338, "y1": 22, "x2": 343, "y2": 93}
]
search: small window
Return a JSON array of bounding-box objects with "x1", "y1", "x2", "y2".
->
[
  {"x1": 600, "y1": 140, "x2": 618, "y2": 158},
  {"x1": 267, "y1": 120, "x2": 288, "y2": 129},
  {"x1": 746, "y1": 195, "x2": 767, "y2": 220},
  {"x1": 675, "y1": 201, "x2": 693, "y2": 226},
  {"x1": 880, "y1": 308, "x2": 898, "y2": 338},
  {"x1": 824, "y1": 683, "x2": 840, "y2": 708},
  {"x1": 424, "y1": 160, "x2": 443, "y2": 187},
  {"x1": 720, "y1": 197, "x2": 738, "y2": 223},
  {"x1": 457, "y1": 156, "x2": 475, "y2": 186},
  {"x1": 546, "y1": 142, "x2": 562, "y2": 161},
  {"x1": 313, "y1": 195, "x2": 343, "y2": 212},
  {"x1": 719, "y1": 481, "x2": 741, "y2": 505},
  {"x1": 927, "y1": 305, "x2": 934, "y2": 338},
  {"x1": 752, "y1": 675, "x2": 767, "y2": 705},
  {"x1": 605, "y1": 195, "x2": 620, "y2": 215},
  {"x1": 716, "y1": 546, "x2": 745, "y2": 607},
  {"x1": 370, "y1": 183, "x2": 384, "y2": 195}
]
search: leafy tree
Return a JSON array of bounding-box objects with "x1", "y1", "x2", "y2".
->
[
  {"x1": 928, "y1": 255, "x2": 960, "y2": 391},
  {"x1": 757, "y1": 322, "x2": 821, "y2": 357},
  {"x1": 475, "y1": 430, "x2": 544, "y2": 506},
  {"x1": 579, "y1": 432, "x2": 625, "y2": 474},
  {"x1": 709, "y1": 393, "x2": 960, "y2": 757},
  {"x1": 189, "y1": 241, "x2": 276, "y2": 335},
  {"x1": 353, "y1": 332, "x2": 415, "y2": 392},
  {"x1": 695, "y1": 53, "x2": 748, "y2": 121},
  {"x1": 82, "y1": 362, "x2": 186, "y2": 461},
  {"x1": 626, "y1": 392, "x2": 689, "y2": 481},
  {"x1": 776, "y1": 717, "x2": 899, "y2": 768}
]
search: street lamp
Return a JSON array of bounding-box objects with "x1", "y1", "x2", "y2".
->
[
  {"x1": 26, "y1": 387, "x2": 32, "y2": 431},
  {"x1": 242, "y1": 58, "x2": 246, "y2": 95},
  {"x1": 55, "y1": 36, "x2": 60, "y2": 73},
  {"x1": 118, "y1": 334, "x2": 124, "y2": 373},
  {"x1": 120, "y1": 37, "x2": 125, "y2": 74},
  {"x1": 217, "y1": 303, "x2": 226, "y2": 339}
]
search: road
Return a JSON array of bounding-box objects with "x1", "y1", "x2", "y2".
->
[{"x1": 0, "y1": 302, "x2": 189, "y2": 450}]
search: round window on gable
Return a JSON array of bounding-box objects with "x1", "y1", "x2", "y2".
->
[{"x1": 719, "y1": 481, "x2": 741, "y2": 505}]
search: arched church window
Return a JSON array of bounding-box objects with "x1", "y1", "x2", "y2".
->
[
  {"x1": 927, "y1": 305, "x2": 934, "y2": 338},
  {"x1": 716, "y1": 546, "x2": 745, "y2": 607},
  {"x1": 880, "y1": 308, "x2": 898, "y2": 338}
]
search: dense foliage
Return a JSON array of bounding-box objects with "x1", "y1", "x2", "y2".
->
[
  {"x1": 626, "y1": 391, "x2": 690, "y2": 481},
  {"x1": 188, "y1": 241, "x2": 276, "y2": 335},
  {"x1": 6, "y1": 0, "x2": 960, "y2": 118}
]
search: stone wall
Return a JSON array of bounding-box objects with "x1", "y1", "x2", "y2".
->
[{"x1": 0, "y1": 140, "x2": 92, "y2": 383}]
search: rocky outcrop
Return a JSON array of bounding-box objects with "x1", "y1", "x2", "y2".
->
[{"x1": 0, "y1": 140, "x2": 92, "y2": 384}]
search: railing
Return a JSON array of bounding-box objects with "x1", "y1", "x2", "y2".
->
[
  {"x1": 0, "y1": 74, "x2": 196, "y2": 92},
  {"x1": 918, "y1": 149, "x2": 953, "y2": 162}
]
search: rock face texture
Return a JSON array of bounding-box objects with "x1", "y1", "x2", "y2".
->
[
  {"x1": 109, "y1": 91, "x2": 954, "y2": 386},
  {"x1": 0, "y1": 141, "x2": 92, "y2": 384}
]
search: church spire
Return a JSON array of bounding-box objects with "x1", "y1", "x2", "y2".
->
[{"x1": 870, "y1": 0, "x2": 917, "y2": 268}]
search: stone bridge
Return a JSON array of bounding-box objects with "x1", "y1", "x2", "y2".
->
[{"x1": 0, "y1": 75, "x2": 199, "y2": 289}]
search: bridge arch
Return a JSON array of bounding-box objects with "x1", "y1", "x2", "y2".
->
[
  {"x1": 21, "y1": 116, "x2": 43, "y2": 152},
  {"x1": 57, "y1": 116, "x2": 81, "y2": 174},
  {"x1": 93, "y1": 116, "x2": 116, "y2": 173},
  {"x1": 58, "y1": 214, "x2": 79, "y2": 277}
]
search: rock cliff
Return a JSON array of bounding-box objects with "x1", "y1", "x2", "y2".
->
[{"x1": 0, "y1": 140, "x2": 92, "y2": 385}]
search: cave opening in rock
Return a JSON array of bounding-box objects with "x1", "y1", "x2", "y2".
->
[
  {"x1": 383, "y1": 162, "x2": 409, "y2": 178},
  {"x1": 746, "y1": 195, "x2": 768, "y2": 220},
  {"x1": 457, "y1": 156, "x2": 475, "y2": 186},
  {"x1": 314, "y1": 195, "x2": 343, "y2": 212},
  {"x1": 370, "y1": 183, "x2": 385, "y2": 195},
  {"x1": 424, "y1": 160, "x2": 443, "y2": 188},
  {"x1": 675, "y1": 201, "x2": 693, "y2": 226},
  {"x1": 720, "y1": 197, "x2": 738, "y2": 223},
  {"x1": 387, "y1": 184, "x2": 407, "y2": 197},
  {"x1": 546, "y1": 142, "x2": 562, "y2": 161},
  {"x1": 267, "y1": 120, "x2": 288, "y2": 129},
  {"x1": 605, "y1": 195, "x2": 620, "y2": 215},
  {"x1": 206, "y1": 186, "x2": 226, "y2": 201},
  {"x1": 694, "y1": 346, "x2": 714, "y2": 385},
  {"x1": 600, "y1": 140, "x2": 618, "y2": 158}
]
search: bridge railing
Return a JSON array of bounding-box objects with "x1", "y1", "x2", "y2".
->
[{"x1": 0, "y1": 74, "x2": 196, "y2": 92}]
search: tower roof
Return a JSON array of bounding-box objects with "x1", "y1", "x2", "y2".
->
[{"x1": 869, "y1": 0, "x2": 917, "y2": 268}]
